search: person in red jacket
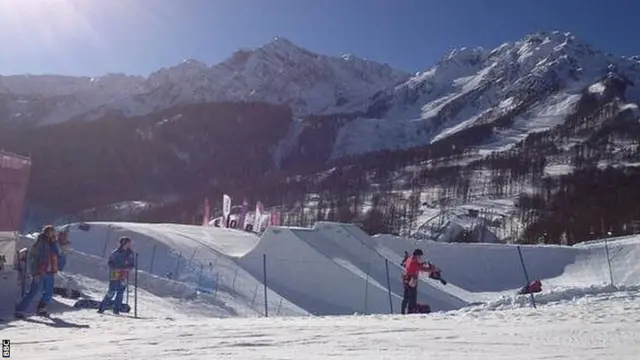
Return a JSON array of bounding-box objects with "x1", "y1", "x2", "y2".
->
[{"x1": 401, "y1": 248, "x2": 436, "y2": 314}]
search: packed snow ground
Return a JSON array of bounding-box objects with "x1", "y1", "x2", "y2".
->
[{"x1": 3, "y1": 286, "x2": 640, "y2": 360}]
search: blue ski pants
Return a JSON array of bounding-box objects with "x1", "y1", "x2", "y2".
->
[
  {"x1": 99, "y1": 280, "x2": 126, "y2": 311},
  {"x1": 15, "y1": 273, "x2": 55, "y2": 312}
]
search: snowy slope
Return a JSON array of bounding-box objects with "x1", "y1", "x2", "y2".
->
[
  {"x1": 3, "y1": 287, "x2": 640, "y2": 360},
  {"x1": 44, "y1": 221, "x2": 640, "y2": 315},
  {"x1": 3, "y1": 31, "x2": 638, "y2": 171},
  {"x1": 117, "y1": 39, "x2": 408, "y2": 118},
  {"x1": 0, "y1": 74, "x2": 146, "y2": 125},
  {"x1": 1, "y1": 37, "x2": 407, "y2": 126},
  {"x1": 52, "y1": 223, "x2": 307, "y2": 317},
  {"x1": 331, "y1": 31, "x2": 640, "y2": 158},
  {"x1": 238, "y1": 226, "x2": 400, "y2": 315},
  {"x1": 4, "y1": 222, "x2": 640, "y2": 358},
  {"x1": 53, "y1": 222, "x2": 470, "y2": 315},
  {"x1": 373, "y1": 233, "x2": 640, "y2": 299},
  {"x1": 5, "y1": 220, "x2": 640, "y2": 322}
]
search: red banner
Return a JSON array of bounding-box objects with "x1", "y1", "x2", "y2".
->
[
  {"x1": 0, "y1": 151, "x2": 31, "y2": 232},
  {"x1": 270, "y1": 211, "x2": 280, "y2": 227}
]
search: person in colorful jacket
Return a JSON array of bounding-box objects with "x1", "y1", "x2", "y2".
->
[
  {"x1": 401, "y1": 248, "x2": 437, "y2": 314},
  {"x1": 98, "y1": 237, "x2": 134, "y2": 314},
  {"x1": 14, "y1": 225, "x2": 64, "y2": 317}
]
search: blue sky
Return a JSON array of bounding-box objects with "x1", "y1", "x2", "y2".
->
[{"x1": 0, "y1": 0, "x2": 638, "y2": 76}]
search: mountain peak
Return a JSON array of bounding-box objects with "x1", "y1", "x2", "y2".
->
[
  {"x1": 261, "y1": 36, "x2": 306, "y2": 54},
  {"x1": 180, "y1": 58, "x2": 208, "y2": 68},
  {"x1": 440, "y1": 47, "x2": 487, "y2": 66}
]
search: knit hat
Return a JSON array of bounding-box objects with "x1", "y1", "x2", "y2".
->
[
  {"x1": 413, "y1": 248, "x2": 424, "y2": 256},
  {"x1": 42, "y1": 225, "x2": 55, "y2": 235}
]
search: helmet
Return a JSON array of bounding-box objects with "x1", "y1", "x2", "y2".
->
[{"x1": 413, "y1": 248, "x2": 424, "y2": 256}]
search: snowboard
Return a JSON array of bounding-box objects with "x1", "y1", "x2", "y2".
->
[
  {"x1": 73, "y1": 299, "x2": 131, "y2": 313},
  {"x1": 14, "y1": 311, "x2": 51, "y2": 320},
  {"x1": 53, "y1": 286, "x2": 83, "y2": 299}
]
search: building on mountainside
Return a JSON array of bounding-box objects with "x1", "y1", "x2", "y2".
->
[
  {"x1": 412, "y1": 208, "x2": 502, "y2": 243},
  {"x1": 435, "y1": 219, "x2": 501, "y2": 244}
]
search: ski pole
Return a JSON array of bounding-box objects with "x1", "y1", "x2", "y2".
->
[{"x1": 134, "y1": 252, "x2": 139, "y2": 318}]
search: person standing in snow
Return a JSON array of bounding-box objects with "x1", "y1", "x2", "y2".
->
[
  {"x1": 401, "y1": 248, "x2": 437, "y2": 314},
  {"x1": 401, "y1": 251, "x2": 409, "y2": 267},
  {"x1": 14, "y1": 225, "x2": 64, "y2": 317},
  {"x1": 98, "y1": 237, "x2": 134, "y2": 314}
]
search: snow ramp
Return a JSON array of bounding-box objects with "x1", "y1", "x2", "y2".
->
[
  {"x1": 565, "y1": 235, "x2": 640, "y2": 287},
  {"x1": 373, "y1": 234, "x2": 579, "y2": 293},
  {"x1": 57, "y1": 222, "x2": 307, "y2": 317},
  {"x1": 237, "y1": 226, "x2": 399, "y2": 315},
  {"x1": 309, "y1": 222, "x2": 469, "y2": 311},
  {"x1": 373, "y1": 234, "x2": 640, "y2": 296}
]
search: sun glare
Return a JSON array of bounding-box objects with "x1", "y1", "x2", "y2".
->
[{"x1": 0, "y1": 0, "x2": 90, "y2": 36}]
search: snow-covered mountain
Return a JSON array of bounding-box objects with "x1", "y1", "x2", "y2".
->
[
  {"x1": 329, "y1": 31, "x2": 640, "y2": 158},
  {"x1": 2, "y1": 30, "x2": 640, "y2": 225},
  {"x1": 0, "y1": 73, "x2": 146, "y2": 126},
  {"x1": 0, "y1": 37, "x2": 408, "y2": 125}
]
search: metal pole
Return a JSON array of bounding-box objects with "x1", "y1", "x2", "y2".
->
[
  {"x1": 149, "y1": 244, "x2": 157, "y2": 274},
  {"x1": 276, "y1": 298, "x2": 283, "y2": 316},
  {"x1": 21, "y1": 250, "x2": 28, "y2": 297},
  {"x1": 604, "y1": 238, "x2": 614, "y2": 286},
  {"x1": 212, "y1": 273, "x2": 220, "y2": 301},
  {"x1": 363, "y1": 250, "x2": 371, "y2": 314},
  {"x1": 385, "y1": 259, "x2": 393, "y2": 314},
  {"x1": 102, "y1": 226, "x2": 111, "y2": 258},
  {"x1": 231, "y1": 267, "x2": 238, "y2": 292},
  {"x1": 517, "y1": 246, "x2": 536, "y2": 309},
  {"x1": 250, "y1": 285, "x2": 258, "y2": 306},
  {"x1": 174, "y1": 253, "x2": 182, "y2": 279},
  {"x1": 134, "y1": 252, "x2": 139, "y2": 318},
  {"x1": 263, "y1": 254, "x2": 268, "y2": 317}
]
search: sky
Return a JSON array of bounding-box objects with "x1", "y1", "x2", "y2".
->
[{"x1": 0, "y1": 0, "x2": 639, "y2": 77}]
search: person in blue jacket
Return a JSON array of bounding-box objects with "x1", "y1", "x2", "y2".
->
[
  {"x1": 98, "y1": 237, "x2": 134, "y2": 314},
  {"x1": 15, "y1": 225, "x2": 66, "y2": 317}
]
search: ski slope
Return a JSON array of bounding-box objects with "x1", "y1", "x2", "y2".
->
[
  {"x1": 19, "y1": 223, "x2": 308, "y2": 318},
  {"x1": 55, "y1": 221, "x2": 474, "y2": 314},
  {"x1": 3, "y1": 284, "x2": 640, "y2": 360},
  {"x1": 3, "y1": 221, "x2": 640, "y2": 359},
  {"x1": 7, "y1": 221, "x2": 640, "y2": 319},
  {"x1": 373, "y1": 233, "x2": 640, "y2": 298}
]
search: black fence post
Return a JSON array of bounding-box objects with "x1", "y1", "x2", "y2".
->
[
  {"x1": 263, "y1": 254, "x2": 268, "y2": 317},
  {"x1": 149, "y1": 244, "x2": 157, "y2": 274},
  {"x1": 517, "y1": 246, "x2": 536, "y2": 309},
  {"x1": 385, "y1": 259, "x2": 393, "y2": 314},
  {"x1": 21, "y1": 250, "x2": 29, "y2": 297},
  {"x1": 198, "y1": 263, "x2": 204, "y2": 288},
  {"x1": 604, "y1": 238, "x2": 614, "y2": 286},
  {"x1": 134, "y1": 252, "x2": 139, "y2": 318}
]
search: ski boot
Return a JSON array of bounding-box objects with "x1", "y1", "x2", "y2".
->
[
  {"x1": 14, "y1": 311, "x2": 26, "y2": 319},
  {"x1": 36, "y1": 301, "x2": 49, "y2": 317}
]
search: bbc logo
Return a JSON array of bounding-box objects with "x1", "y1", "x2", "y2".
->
[{"x1": 1, "y1": 339, "x2": 8, "y2": 358}]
